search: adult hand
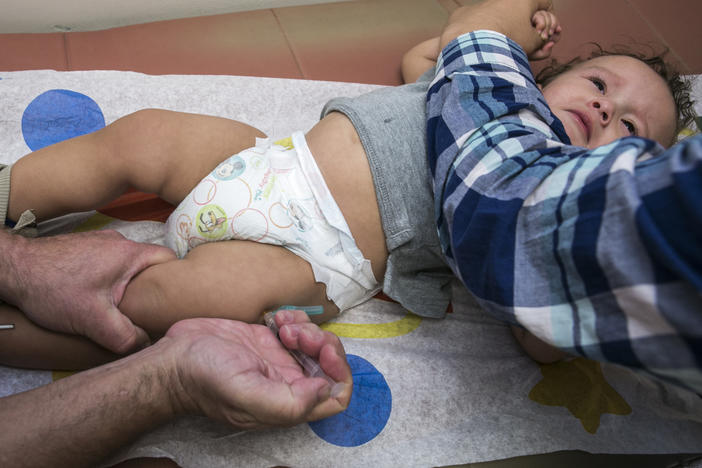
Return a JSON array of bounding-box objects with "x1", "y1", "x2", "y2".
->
[
  {"x1": 165, "y1": 309, "x2": 352, "y2": 428},
  {"x1": 6, "y1": 229, "x2": 175, "y2": 353},
  {"x1": 0, "y1": 310, "x2": 351, "y2": 468},
  {"x1": 440, "y1": 0, "x2": 559, "y2": 56}
]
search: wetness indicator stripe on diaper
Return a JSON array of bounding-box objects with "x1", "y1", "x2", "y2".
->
[{"x1": 277, "y1": 305, "x2": 325, "y2": 316}]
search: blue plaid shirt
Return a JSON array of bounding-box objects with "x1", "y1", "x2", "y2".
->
[{"x1": 427, "y1": 30, "x2": 702, "y2": 393}]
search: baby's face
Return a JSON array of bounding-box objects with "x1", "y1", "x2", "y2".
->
[{"x1": 541, "y1": 55, "x2": 677, "y2": 149}]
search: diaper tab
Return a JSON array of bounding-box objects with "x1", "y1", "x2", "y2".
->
[{"x1": 269, "y1": 145, "x2": 298, "y2": 171}]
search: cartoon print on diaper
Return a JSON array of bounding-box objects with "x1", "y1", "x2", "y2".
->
[
  {"x1": 248, "y1": 153, "x2": 267, "y2": 170},
  {"x1": 212, "y1": 155, "x2": 245, "y2": 181},
  {"x1": 196, "y1": 204, "x2": 228, "y2": 239},
  {"x1": 175, "y1": 213, "x2": 192, "y2": 240},
  {"x1": 172, "y1": 212, "x2": 208, "y2": 254}
]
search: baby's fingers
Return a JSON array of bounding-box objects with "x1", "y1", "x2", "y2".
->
[
  {"x1": 529, "y1": 41, "x2": 555, "y2": 61},
  {"x1": 532, "y1": 10, "x2": 561, "y2": 42},
  {"x1": 531, "y1": 10, "x2": 551, "y2": 39},
  {"x1": 545, "y1": 12, "x2": 562, "y2": 38}
]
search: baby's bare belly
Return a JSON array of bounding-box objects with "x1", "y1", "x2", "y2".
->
[{"x1": 305, "y1": 112, "x2": 387, "y2": 282}]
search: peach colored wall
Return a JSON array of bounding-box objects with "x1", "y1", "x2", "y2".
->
[
  {"x1": 452, "y1": 0, "x2": 702, "y2": 74},
  {"x1": 0, "y1": 0, "x2": 353, "y2": 33}
]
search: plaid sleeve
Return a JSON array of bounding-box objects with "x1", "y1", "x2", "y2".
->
[{"x1": 426, "y1": 30, "x2": 702, "y2": 393}]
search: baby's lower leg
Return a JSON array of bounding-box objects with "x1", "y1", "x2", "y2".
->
[
  {"x1": 0, "y1": 304, "x2": 119, "y2": 370},
  {"x1": 8, "y1": 125, "x2": 133, "y2": 223}
]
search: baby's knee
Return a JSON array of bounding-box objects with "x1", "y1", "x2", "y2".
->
[
  {"x1": 115, "y1": 108, "x2": 171, "y2": 132},
  {"x1": 103, "y1": 109, "x2": 173, "y2": 161},
  {"x1": 118, "y1": 108, "x2": 169, "y2": 138}
]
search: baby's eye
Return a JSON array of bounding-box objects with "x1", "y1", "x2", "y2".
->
[
  {"x1": 622, "y1": 119, "x2": 637, "y2": 135},
  {"x1": 590, "y1": 77, "x2": 605, "y2": 93}
]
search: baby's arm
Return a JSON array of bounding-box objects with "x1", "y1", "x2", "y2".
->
[
  {"x1": 440, "y1": 0, "x2": 559, "y2": 56},
  {"x1": 401, "y1": 37, "x2": 440, "y2": 83},
  {"x1": 410, "y1": 3, "x2": 560, "y2": 85}
]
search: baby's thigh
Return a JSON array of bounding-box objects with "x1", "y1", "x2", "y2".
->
[
  {"x1": 120, "y1": 240, "x2": 339, "y2": 336},
  {"x1": 112, "y1": 109, "x2": 266, "y2": 204}
]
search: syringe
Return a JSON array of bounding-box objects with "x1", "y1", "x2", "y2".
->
[{"x1": 263, "y1": 311, "x2": 344, "y2": 398}]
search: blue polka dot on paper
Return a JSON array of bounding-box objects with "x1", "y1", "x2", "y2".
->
[
  {"x1": 309, "y1": 354, "x2": 392, "y2": 447},
  {"x1": 22, "y1": 89, "x2": 105, "y2": 151}
]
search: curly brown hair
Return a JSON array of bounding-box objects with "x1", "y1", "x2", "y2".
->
[{"x1": 535, "y1": 44, "x2": 697, "y2": 144}]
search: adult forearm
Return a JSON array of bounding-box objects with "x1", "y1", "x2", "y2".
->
[{"x1": 0, "y1": 341, "x2": 179, "y2": 468}]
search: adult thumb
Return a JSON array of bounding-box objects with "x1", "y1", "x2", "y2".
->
[{"x1": 86, "y1": 305, "x2": 151, "y2": 354}]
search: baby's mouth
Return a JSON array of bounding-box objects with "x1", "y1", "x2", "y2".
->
[{"x1": 569, "y1": 110, "x2": 591, "y2": 143}]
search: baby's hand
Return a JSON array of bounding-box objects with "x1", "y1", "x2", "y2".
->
[
  {"x1": 529, "y1": 10, "x2": 562, "y2": 60},
  {"x1": 440, "y1": 1, "x2": 557, "y2": 56}
]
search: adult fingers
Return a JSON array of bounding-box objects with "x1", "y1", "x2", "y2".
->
[
  {"x1": 273, "y1": 308, "x2": 312, "y2": 327},
  {"x1": 279, "y1": 323, "x2": 352, "y2": 399},
  {"x1": 278, "y1": 321, "x2": 342, "y2": 359}
]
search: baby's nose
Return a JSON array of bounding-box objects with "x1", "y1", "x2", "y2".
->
[{"x1": 591, "y1": 99, "x2": 613, "y2": 123}]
